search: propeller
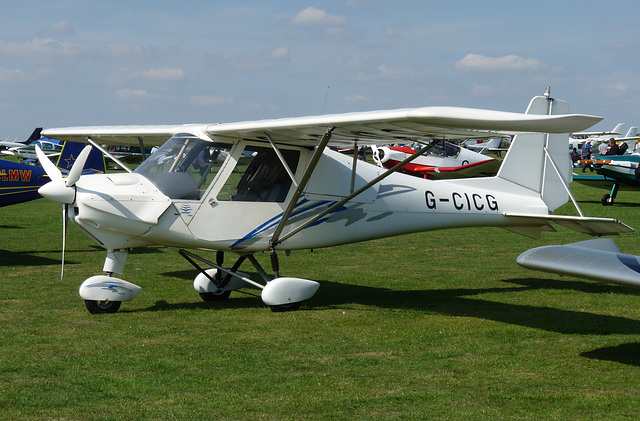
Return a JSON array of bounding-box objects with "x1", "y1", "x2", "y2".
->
[{"x1": 36, "y1": 144, "x2": 92, "y2": 279}]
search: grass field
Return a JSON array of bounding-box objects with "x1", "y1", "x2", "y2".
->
[{"x1": 2, "y1": 172, "x2": 640, "y2": 420}]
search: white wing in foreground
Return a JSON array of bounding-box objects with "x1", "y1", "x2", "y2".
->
[{"x1": 517, "y1": 238, "x2": 640, "y2": 288}]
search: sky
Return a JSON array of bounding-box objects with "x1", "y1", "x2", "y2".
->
[{"x1": 1, "y1": 0, "x2": 640, "y2": 140}]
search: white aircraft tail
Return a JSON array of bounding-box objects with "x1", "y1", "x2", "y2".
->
[
  {"x1": 497, "y1": 95, "x2": 572, "y2": 212},
  {"x1": 625, "y1": 126, "x2": 638, "y2": 137},
  {"x1": 612, "y1": 123, "x2": 627, "y2": 135}
]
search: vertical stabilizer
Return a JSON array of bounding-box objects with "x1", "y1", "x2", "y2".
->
[{"x1": 497, "y1": 93, "x2": 571, "y2": 212}]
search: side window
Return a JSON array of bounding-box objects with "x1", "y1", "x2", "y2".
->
[{"x1": 217, "y1": 146, "x2": 299, "y2": 202}]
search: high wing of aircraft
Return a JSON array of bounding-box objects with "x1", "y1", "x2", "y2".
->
[
  {"x1": 36, "y1": 89, "x2": 633, "y2": 314},
  {"x1": 0, "y1": 141, "x2": 105, "y2": 207},
  {"x1": 371, "y1": 141, "x2": 501, "y2": 179},
  {"x1": 573, "y1": 155, "x2": 640, "y2": 205},
  {"x1": 517, "y1": 238, "x2": 640, "y2": 288}
]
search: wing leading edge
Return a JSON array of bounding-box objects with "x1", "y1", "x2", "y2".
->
[{"x1": 42, "y1": 103, "x2": 602, "y2": 147}]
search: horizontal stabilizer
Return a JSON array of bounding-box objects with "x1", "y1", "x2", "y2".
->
[
  {"x1": 517, "y1": 238, "x2": 640, "y2": 288},
  {"x1": 504, "y1": 213, "x2": 634, "y2": 236}
]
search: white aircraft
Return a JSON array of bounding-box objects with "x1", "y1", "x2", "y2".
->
[
  {"x1": 2, "y1": 138, "x2": 63, "y2": 161},
  {"x1": 35, "y1": 89, "x2": 633, "y2": 314},
  {"x1": 463, "y1": 137, "x2": 509, "y2": 155},
  {"x1": 570, "y1": 123, "x2": 640, "y2": 153}
]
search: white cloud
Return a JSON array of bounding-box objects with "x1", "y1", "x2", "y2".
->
[
  {"x1": 190, "y1": 95, "x2": 234, "y2": 106},
  {"x1": 116, "y1": 89, "x2": 154, "y2": 100},
  {"x1": 48, "y1": 21, "x2": 75, "y2": 36},
  {"x1": 0, "y1": 67, "x2": 27, "y2": 83},
  {"x1": 0, "y1": 38, "x2": 86, "y2": 57},
  {"x1": 105, "y1": 68, "x2": 184, "y2": 84},
  {"x1": 136, "y1": 68, "x2": 184, "y2": 81},
  {"x1": 271, "y1": 47, "x2": 289, "y2": 60},
  {"x1": 102, "y1": 44, "x2": 154, "y2": 59},
  {"x1": 455, "y1": 54, "x2": 544, "y2": 72},
  {"x1": 289, "y1": 7, "x2": 346, "y2": 26}
]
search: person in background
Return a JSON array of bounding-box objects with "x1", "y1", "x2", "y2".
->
[
  {"x1": 581, "y1": 141, "x2": 593, "y2": 172},
  {"x1": 598, "y1": 141, "x2": 607, "y2": 156},
  {"x1": 605, "y1": 138, "x2": 620, "y2": 156},
  {"x1": 570, "y1": 147, "x2": 580, "y2": 166}
]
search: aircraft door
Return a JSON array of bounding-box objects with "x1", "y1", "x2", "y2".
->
[{"x1": 186, "y1": 143, "x2": 303, "y2": 246}]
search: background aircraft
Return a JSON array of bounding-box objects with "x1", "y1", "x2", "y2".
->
[
  {"x1": 462, "y1": 137, "x2": 510, "y2": 155},
  {"x1": 0, "y1": 127, "x2": 42, "y2": 150},
  {"x1": 371, "y1": 140, "x2": 501, "y2": 179},
  {"x1": 0, "y1": 140, "x2": 106, "y2": 207},
  {"x1": 2, "y1": 137, "x2": 63, "y2": 161},
  {"x1": 573, "y1": 155, "x2": 640, "y2": 205},
  {"x1": 35, "y1": 89, "x2": 631, "y2": 314},
  {"x1": 570, "y1": 124, "x2": 640, "y2": 152}
]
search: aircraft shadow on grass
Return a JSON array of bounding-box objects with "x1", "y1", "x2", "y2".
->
[
  {"x1": 137, "y1": 272, "x2": 640, "y2": 339},
  {"x1": 0, "y1": 249, "x2": 62, "y2": 266},
  {"x1": 581, "y1": 343, "x2": 640, "y2": 367}
]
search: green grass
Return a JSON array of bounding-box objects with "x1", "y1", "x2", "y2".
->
[{"x1": 2, "y1": 177, "x2": 640, "y2": 420}]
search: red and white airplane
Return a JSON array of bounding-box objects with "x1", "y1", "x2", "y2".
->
[{"x1": 371, "y1": 140, "x2": 501, "y2": 179}]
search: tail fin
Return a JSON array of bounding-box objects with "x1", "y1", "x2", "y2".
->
[
  {"x1": 24, "y1": 127, "x2": 43, "y2": 144},
  {"x1": 611, "y1": 123, "x2": 627, "y2": 136},
  {"x1": 497, "y1": 94, "x2": 572, "y2": 212},
  {"x1": 56, "y1": 141, "x2": 107, "y2": 175}
]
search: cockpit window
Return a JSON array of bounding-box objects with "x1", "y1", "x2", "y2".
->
[
  {"x1": 134, "y1": 133, "x2": 232, "y2": 200},
  {"x1": 217, "y1": 145, "x2": 299, "y2": 203},
  {"x1": 425, "y1": 140, "x2": 460, "y2": 157}
]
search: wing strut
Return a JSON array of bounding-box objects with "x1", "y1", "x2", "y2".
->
[
  {"x1": 542, "y1": 145, "x2": 584, "y2": 217},
  {"x1": 269, "y1": 126, "x2": 335, "y2": 248},
  {"x1": 138, "y1": 137, "x2": 147, "y2": 161},
  {"x1": 273, "y1": 140, "x2": 437, "y2": 247},
  {"x1": 86, "y1": 137, "x2": 134, "y2": 173},
  {"x1": 265, "y1": 133, "x2": 299, "y2": 188}
]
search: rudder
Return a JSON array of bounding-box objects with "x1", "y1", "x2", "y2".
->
[{"x1": 497, "y1": 94, "x2": 572, "y2": 212}]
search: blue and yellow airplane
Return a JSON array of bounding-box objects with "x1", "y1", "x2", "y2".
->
[{"x1": 0, "y1": 141, "x2": 106, "y2": 207}]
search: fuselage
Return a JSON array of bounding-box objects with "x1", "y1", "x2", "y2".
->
[{"x1": 67, "y1": 135, "x2": 548, "y2": 253}]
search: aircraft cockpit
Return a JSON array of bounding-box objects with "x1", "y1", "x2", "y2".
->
[
  {"x1": 423, "y1": 140, "x2": 460, "y2": 158},
  {"x1": 134, "y1": 133, "x2": 300, "y2": 203},
  {"x1": 134, "y1": 133, "x2": 229, "y2": 200}
]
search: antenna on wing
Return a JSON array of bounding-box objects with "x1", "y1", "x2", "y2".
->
[{"x1": 322, "y1": 85, "x2": 330, "y2": 114}]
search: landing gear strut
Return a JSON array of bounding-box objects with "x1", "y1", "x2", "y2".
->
[
  {"x1": 179, "y1": 249, "x2": 319, "y2": 312},
  {"x1": 601, "y1": 183, "x2": 619, "y2": 206}
]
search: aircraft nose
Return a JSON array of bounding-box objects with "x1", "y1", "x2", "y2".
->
[{"x1": 38, "y1": 180, "x2": 75, "y2": 204}]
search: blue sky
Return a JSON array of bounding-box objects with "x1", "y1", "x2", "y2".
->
[{"x1": 1, "y1": 1, "x2": 639, "y2": 139}]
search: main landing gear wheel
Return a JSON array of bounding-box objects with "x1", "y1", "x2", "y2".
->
[
  {"x1": 601, "y1": 194, "x2": 614, "y2": 206},
  {"x1": 199, "y1": 290, "x2": 232, "y2": 301},
  {"x1": 84, "y1": 300, "x2": 122, "y2": 314}
]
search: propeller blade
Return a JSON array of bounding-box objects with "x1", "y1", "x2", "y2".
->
[
  {"x1": 35, "y1": 145, "x2": 62, "y2": 181},
  {"x1": 61, "y1": 204, "x2": 67, "y2": 280},
  {"x1": 66, "y1": 145, "x2": 92, "y2": 187}
]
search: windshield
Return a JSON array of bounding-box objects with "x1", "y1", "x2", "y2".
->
[{"x1": 135, "y1": 133, "x2": 232, "y2": 200}]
